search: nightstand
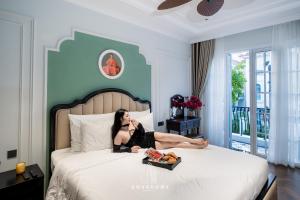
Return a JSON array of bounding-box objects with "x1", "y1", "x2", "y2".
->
[
  {"x1": 0, "y1": 164, "x2": 44, "y2": 200},
  {"x1": 166, "y1": 116, "x2": 200, "y2": 136}
]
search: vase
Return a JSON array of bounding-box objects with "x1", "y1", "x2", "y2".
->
[
  {"x1": 184, "y1": 108, "x2": 188, "y2": 117},
  {"x1": 171, "y1": 107, "x2": 176, "y2": 118},
  {"x1": 188, "y1": 109, "x2": 196, "y2": 117},
  {"x1": 175, "y1": 107, "x2": 184, "y2": 118}
]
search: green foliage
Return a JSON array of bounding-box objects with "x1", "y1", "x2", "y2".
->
[{"x1": 232, "y1": 61, "x2": 247, "y2": 104}]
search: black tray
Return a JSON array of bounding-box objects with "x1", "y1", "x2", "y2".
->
[{"x1": 142, "y1": 157, "x2": 181, "y2": 170}]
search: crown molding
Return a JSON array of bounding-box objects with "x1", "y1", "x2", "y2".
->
[{"x1": 64, "y1": 0, "x2": 300, "y2": 43}]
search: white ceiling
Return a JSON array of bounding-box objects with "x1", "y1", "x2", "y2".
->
[{"x1": 65, "y1": 0, "x2": 300, "y2": 43}]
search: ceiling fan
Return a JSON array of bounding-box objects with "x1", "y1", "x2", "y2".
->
[{"x1": 157, "y1": 0, "x2": 254, "y2": 17}]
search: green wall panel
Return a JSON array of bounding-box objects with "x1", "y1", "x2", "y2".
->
[
  {"x1": 48, "y1": 31, "x2": 151, "y2": 111},
  {"x1": 46, "y1": 31, "x2": 151, "y2": 180}
]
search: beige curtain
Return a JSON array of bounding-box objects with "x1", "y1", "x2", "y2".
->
[{"x1": 191, "y1": 39, "x2": 215, "y2": 97}]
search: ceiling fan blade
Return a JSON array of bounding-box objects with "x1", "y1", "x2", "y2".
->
[
  {"x1": 197, "y1": 0, "x2": 224, "y2": 16},
  {"x1": 158, "y1": 0, "x2": 192, "y2": 10},
  {"x1": 186, "y1": 0, "x2": 209, "y2": 22}
]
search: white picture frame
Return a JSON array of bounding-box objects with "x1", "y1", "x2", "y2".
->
[{"x1": 98, "y1": 49, "x2": 125, "y2": 79}]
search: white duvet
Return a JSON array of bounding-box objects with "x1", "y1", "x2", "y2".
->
[{"x1": 46, "y1": 145, "x2": 268, "y2": 200}]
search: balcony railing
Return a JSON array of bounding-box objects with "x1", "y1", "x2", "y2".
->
[{"x1": 232, "y1": 106, "x2": 270, "y2": 139}]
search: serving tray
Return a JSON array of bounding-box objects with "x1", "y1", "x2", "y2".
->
[{"x1": 142, "y1": 157, "x2": 181, "y2": 170}]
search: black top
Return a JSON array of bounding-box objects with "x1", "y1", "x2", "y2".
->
[{"x1": 113, "y1": 123, "x2": 156, "y2": 152}]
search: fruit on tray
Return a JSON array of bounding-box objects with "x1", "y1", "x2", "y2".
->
[
  {"x1": 162, "y1": 155, "x2": 171, "y2": 161},
  {"x1": 167, "y1": 157, "x2": 177, "y2": 164},
  {"x1": 166, "y1": 152, "x2": 178, "y2": 159},
  {"x1": 145, "y1": 148, "x2": 179, "y2": 164},
  {"x1": 145, "y1": 148, "x2": 164, "y2": 161},
  {"x1": 163, "y1": 152, "x2": 178, "y2": 164}
]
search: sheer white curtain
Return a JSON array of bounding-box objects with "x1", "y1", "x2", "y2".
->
[
  {"x1": 201, "y1": 38, "x2": 226, "y2": 147},
  {"x1": 268, "y1": 20, "x2": 300, "y2": 167}
]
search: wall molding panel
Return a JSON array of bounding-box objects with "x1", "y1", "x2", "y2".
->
[
  {"x1": 0, "y1": 10, "x2": 34, "y2": 172},
  {"x1": 46, "y1": 28, "x2": 153, "y2": 66}
]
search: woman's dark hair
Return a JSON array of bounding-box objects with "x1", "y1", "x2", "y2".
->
[{"x1": 112, "y1": 108, "x2": 128, "y2": 141}]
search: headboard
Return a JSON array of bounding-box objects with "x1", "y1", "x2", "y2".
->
[{"x1": 49, "y1": 88, "x2": 151, "y2": 173}]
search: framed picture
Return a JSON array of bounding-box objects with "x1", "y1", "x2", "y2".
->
[{"x1": 98, "y1": 49, "x2": 125, "y2": 79}]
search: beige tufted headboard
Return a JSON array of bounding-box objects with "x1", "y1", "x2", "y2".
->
[{"x1": 49, "y1": 88, "x2": 151, "y2": 159}]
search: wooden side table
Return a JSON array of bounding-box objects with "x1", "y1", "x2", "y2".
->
[
  {"x1": 0, "y1": 164, "x2": 44, "y2": 200},
  {"x1": 166, "y1": 116, "x2": 200, "y2": 136}
]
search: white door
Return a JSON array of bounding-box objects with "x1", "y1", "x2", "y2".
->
[{"x1": 0, "y1": 11, "x2": 33, "y2": 172}]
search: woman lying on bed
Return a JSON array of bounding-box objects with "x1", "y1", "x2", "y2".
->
[{"x1": 112, "y1": 108, "x2": 208, "y2": 153}]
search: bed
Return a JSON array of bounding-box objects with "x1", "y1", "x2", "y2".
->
[{"x1": 47, "y1": 88, "x2": 277, "y2": 200}]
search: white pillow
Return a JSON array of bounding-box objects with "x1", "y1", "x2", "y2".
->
[
  {"x1": 136, "y1": 112, "x2": 154, "y2": 132},
  {"x1": 80, "y1": 120, "x2": 113, "y2": 152},
  {"x1": 68, "y1": 109, "x2": 150, "y2": 151},
  {"x1": 129, "y1": 109, "x2": 150, "y2": 119},
  {"x1": 68, "y1": 113, "x2": 114, "y2": 152}
]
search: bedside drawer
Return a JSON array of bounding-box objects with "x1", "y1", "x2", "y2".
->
[
  {"x1": 0, "y1": 164, "x2": 44, "y2": 200},
  {"x1": 179, "y1": 123, "x2": 186, "y2": 130},
  {"x1": 167, "y1": 120, "x2": 185, "y2": 131},
  {"x1": 186, "y1": 121, "x2": 194, "y2": 129},
  {"x1": 193, "y1": 119, "x2": 200, "y2": 127},
  {"x1": 2, "y1": 178, "x2": 43, "y2": 200},
  {"x1": 166, "y1": 117, "x2": 200, "y2": 135}
]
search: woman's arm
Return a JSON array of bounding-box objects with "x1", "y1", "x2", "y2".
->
[
  {"x1": 130, "y1": 119, "x2": 139, "y2": 128},
  {"x1": 112, "y1": 132, "x2": 141, "y2": 153},
  {"x1": 113, "y1": 144, "x2": 132, "y2": 153},
  {"x1": 130, "y1": 119, "x2": 145, "y2": 133},
  {"x1": 113, "y1": 133, "x2": 131, "y2": 153},
  {"x1": 113, "y1": 144, "x2": 141, "y2": 153}
]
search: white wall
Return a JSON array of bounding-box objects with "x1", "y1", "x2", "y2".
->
[
  {"x1": 0, "y1": 11, "x2": 33, "y2": 172},
  {"x1": 223, "y1": 26, "x2": 272, "y2": 52},
  {"x1": 0, "y1": 0, "x2": 191, "y2": 176}
]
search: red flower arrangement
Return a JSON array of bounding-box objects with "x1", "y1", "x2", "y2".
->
[
  {"x1": 171, "y1": 100, "x2": 183, "y2": 108},
  {"x1": 185, "y1": 96, "x2": 203, "y2": 110},
  {"x1": 171, "y1": 96, "x2": 203, "y2": 110},
  {"x1": 171, "y1": 95, "x2": 184, "y2": 108}
]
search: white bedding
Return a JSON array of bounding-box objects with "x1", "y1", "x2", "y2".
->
[
  {"x1": 46, "y1": 145, "x2": 268, "y2": 200},
  {"x1": 51, "y1": 148, "x2": 73, "y2": 171}
]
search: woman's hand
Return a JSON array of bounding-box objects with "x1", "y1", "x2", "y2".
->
[
  {"x1": 131, "y1": 145, "x2": 141, "y2": 153},
  {"x1": 130, "y1": 119, "x2": 139, "y2": 128}
]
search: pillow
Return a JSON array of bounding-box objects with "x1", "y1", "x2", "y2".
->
[
  {"x1": 68, "y1": 113, "x2": 114, "y2": 152},
  {"x1": 136, "y1": 112, "x2": 154, "y2": 132},
  {"x1": 80, "y1": 120, "x2": 113, "y2": 152},
  {"x1": 129, "y1": 109, "x2": 150, "y2": 119},
  {"x1": 68, "y1": 109, "x2": 150, "y2": 151}
]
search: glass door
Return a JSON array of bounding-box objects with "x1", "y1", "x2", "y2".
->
[
  {"x1": 255, "y1": 50, "x2": 271, "y2": 157},
  {"x1": 228, "y1": 49, "x2": 271, "y2": 156},
  {"x1": 229, "y1": 50, "x2": 251, "y2": 153}
]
